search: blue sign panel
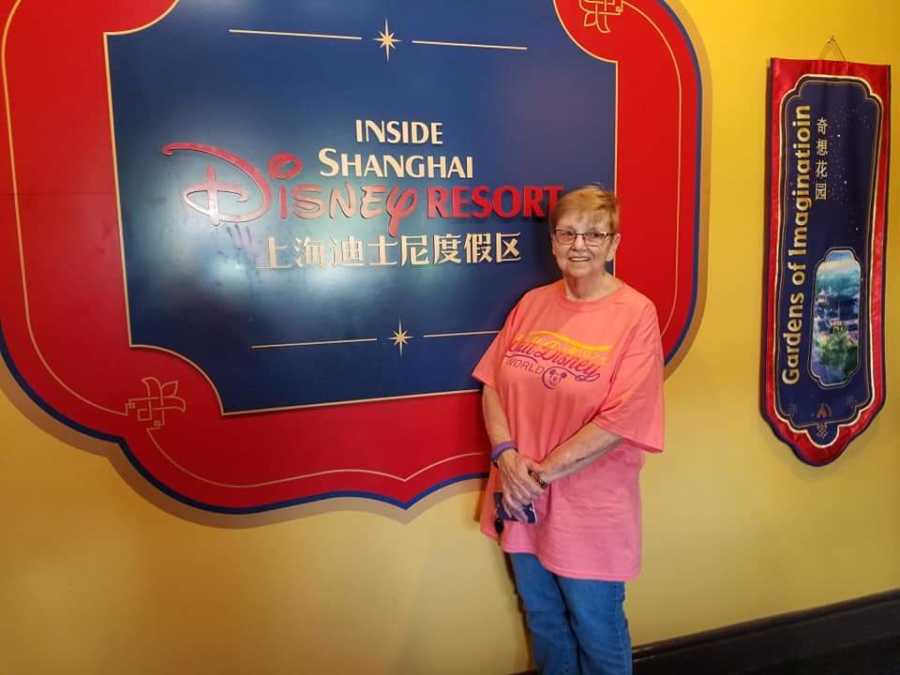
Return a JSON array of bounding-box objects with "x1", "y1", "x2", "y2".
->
[
  {"x1": 108, "y1": 0, "x2": 615, "y2": 413},
  {"x1": 773, "y1": 76, "x2": 881, "y2": 448}
]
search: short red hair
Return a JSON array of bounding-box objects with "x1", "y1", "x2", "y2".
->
[{"x1": 549, "y1": 185, "x2": 620, "y2": 234}]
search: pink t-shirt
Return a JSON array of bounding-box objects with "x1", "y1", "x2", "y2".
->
[{"x1": 473, "y1": 280, "x2": 664, "y2": 580}]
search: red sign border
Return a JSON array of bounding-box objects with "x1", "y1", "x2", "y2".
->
[{"x1": 0, "y1": 0, "x2": 708, "y2": 514}]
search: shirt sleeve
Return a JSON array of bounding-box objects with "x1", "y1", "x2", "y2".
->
[
  {"x1": 592, "y1": 300, "x2": 665, "y2": 452},
  {"x1": 472, "y1": 299, "x2": 522, "y2": 389}
]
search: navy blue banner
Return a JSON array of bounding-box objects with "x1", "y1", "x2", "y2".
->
[
  {"x1": 764, "y1": 60, "x2": 889, "y2": 465},
  {"x1": 107, "y1": 1, "x2": 616, "y2": 413}
]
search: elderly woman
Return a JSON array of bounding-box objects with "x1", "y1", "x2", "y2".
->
[{"x1": 473, "y1": 185, "x2": 664, "y2": 675}]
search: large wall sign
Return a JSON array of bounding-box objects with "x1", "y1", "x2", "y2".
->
[
  {"x1": 0, "y1": 0, "x2": 706, "y2": 513},
  {"x1": 763, "y1": 58, "x2": 889, "y2": 466}
]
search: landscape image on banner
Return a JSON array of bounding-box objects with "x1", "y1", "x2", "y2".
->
[{"x1": 810, "y1": 249, "x2": 860, "y2": 387}]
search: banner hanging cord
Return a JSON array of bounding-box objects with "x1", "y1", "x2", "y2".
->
[{"x1": 820, "y1": 35, "x2": 848, "y2": 61}]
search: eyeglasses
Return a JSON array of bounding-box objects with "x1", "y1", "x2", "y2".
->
[{"x1": 553, "y1": 229, "x2": 615, "y2": 246}]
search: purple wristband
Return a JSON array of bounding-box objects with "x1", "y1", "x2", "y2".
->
[{"x1": 490, "y1": 441, "x2": 517, "y2": 466}]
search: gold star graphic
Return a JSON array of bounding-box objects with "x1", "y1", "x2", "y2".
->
[
  {"x1": 391, "y1": 319, "x2": 412, "y2": 355},
  {"x1": 374, "y1": 18, "x2": 400, "y2": 62}
]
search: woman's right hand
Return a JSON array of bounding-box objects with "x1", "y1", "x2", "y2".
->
[{"x1": 496, "y1": 451, "x2": 545, "y2": 520}]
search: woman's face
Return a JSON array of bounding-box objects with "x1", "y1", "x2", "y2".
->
[{"x1": 551, "y1": 212, "x2": 621, "y2": 281}]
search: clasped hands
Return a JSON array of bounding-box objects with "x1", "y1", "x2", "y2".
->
[{"x1": 496, "y1": 451, "x2": 547, "y2": 522}]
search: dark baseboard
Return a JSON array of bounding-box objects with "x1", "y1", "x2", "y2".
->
[
  {"x1": 633, "y1": 589, "x2": 900, "y2": 674},
  {"x1": 513, "y1": 589, "x2": 900, "y2": 674}
]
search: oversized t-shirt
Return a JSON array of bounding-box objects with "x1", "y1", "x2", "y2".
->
[{"x1": 473, "y1": 280, "x2": 664, "y2": 581}]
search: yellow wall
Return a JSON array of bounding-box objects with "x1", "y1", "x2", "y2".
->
[{"x1": 2, "y1": 1, "x2": 899, "y2": 673}]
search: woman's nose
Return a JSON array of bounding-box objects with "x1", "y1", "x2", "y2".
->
[{"x1": 571, "y1": 233, "x2": 589, "y2": 250}]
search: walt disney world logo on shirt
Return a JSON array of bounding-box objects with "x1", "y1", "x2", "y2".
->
[{"x1": 504, "y1": 331, "x2": 611, "y2": 389}]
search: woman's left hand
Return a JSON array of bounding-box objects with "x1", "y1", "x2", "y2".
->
[{"x1": 496, "y1": 452, "x2": 545, "y2": 507}]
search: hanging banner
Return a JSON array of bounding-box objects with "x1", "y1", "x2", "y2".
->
[
  {"x1": 0, "y1": 0, "x2": 706, "y2": 514},
  {"x1": 763, "y1": 58, "x2": 889, "y2": 466}
]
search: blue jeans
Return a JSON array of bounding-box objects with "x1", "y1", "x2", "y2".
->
[{"x1": 510, "y1": 554, "x2": 632, "y2": 675}]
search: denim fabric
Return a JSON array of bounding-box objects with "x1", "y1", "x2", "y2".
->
[{"x1": 510, "y1": 553, "x2": 632, "y2": 675}]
